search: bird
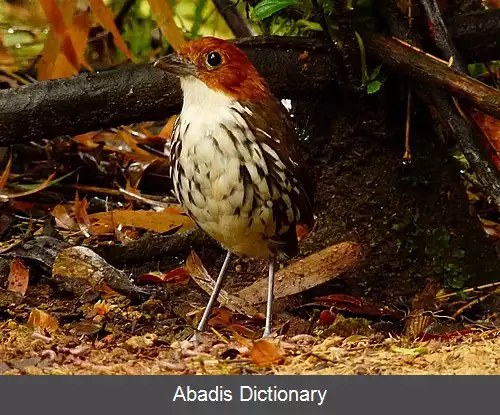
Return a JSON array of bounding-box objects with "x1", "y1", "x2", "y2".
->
[{"x1": 154, "y1": 37, "x2": 313, "y2": 337}]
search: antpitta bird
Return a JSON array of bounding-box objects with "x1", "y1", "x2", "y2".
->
[{"x1": 154, "y1": 37, "x2": 313, "y2": 337}]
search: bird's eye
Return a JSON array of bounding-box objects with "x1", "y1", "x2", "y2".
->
[{"x1": 206, "y1": 51, "x2": 222, "y2": 68}]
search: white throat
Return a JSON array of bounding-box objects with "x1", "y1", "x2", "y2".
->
[{"x1": 180, "y1": 76, "x2": 234, "y2": 113}]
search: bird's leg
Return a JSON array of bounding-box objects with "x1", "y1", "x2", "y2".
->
[
  {"x1": 263, "y1": 258, "x2": 275, "y2": 338},
  {"x1": 197, "y1": 251, "x2": 232, "y2": 332}
]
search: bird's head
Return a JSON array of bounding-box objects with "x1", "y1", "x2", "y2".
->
[{"x1": 154, "y1": 37, "x2": 269, "y2": 101}]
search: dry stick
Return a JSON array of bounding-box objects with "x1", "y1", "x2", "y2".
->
[
  {"x1": 363, "y1": 34, "x2": 500, "y2": 121},
  {"x1": 404, "y1": 88, "x2": 412, "y2": 162},
  {"x1": 420, "y1": 0, "x2": 467, "y2": 72},
  {"x1": 211, "y1": 0, "x2": 256, "y2": 38}
]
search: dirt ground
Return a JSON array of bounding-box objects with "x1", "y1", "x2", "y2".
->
[{"x1": 2, "y1": 315, "x2": 500, "y2": 375}]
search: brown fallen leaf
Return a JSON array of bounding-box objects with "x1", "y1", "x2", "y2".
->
[
  {"x1": 138, "y1": 267, "x2": 190, "y2": 285},
  {"x1": 238, "y1": 242, "x2": 362, "y2": 305},
  {"x1": 158, "y1": 114, "x2": 178, "y2": 139},
  {"x1": 7, "y1": 258, "x2": 29, "y2": 296},
  {"x1": 51, "y1": 204, "x2": 78, "y2": 231},
  {"x1": 250, "y1": 339, "x2": 283, "y2": 366},
  {"x1": 94, "y1": 300, "x2": 111, "y2": 316},
  {"x1": 88, "y1": 207, "x2": 194, "y2": 235},
  {"x1": 74, "y1": 193, "x2": 91, "y2": 236},
  {"x1": 472, "y1": 110, "x2": 500, "y2": 170},
  {"x1": 0, "y1": 153, "x2": 12, "y2": 190},
  {"x1": 186, "y1": 251, "x2": 258, "y2": 317},
  {"x1": 27, "y1": 308, "x2": 59, "y2": 333}
]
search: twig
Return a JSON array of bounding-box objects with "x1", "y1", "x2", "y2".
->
[
  {"x1": 117, "y1": 186, "x2": 176, "y2": 207},
  {"x1": 403, "y1": 88, "x2": 412, "y2": 162},
  {"x1": 212, "y1": 0, "x2": 256, "y2": 38},
  {"x1": 436, "y1": 281, "x2": 500, "y2": 300},
  {"x1": 420, "y1": 0, "x2": 500, "y2": 203},
  {"x1": 114, "y1": 0, "x2": 137, "y2": 31},
  {"x1": 420, "y1": 0, "x2": 467, "y2": 72},
  {"x1": 370, "y1": 4, "x2": 500, "y2": 206},
  {"x1": 452, "y1": 293, "x2": 493, "y2": 319}
]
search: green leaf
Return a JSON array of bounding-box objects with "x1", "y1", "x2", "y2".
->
[
  {"x1": 367, "y1": 80, "x2": 382, "y2": 94},
  {"x1": 10, "y1": 169, "x2": 79, "y2": 191},
  {"x1": 354, "y1": 31, "x2": 368, "y2": 86},
  {"x1": 369, "y1": 64, "x2": 382, "y2": 81},
  {"x1": 253, "y1": 0, "x2": 297, "y2": 21}
]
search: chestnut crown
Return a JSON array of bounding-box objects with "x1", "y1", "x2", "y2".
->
[{"x1": 154, "y1": 37, "x2": 270, "y2": 100}]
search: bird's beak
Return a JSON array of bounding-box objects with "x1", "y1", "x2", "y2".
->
[{"x1": 153, "y1": 54, "x2": 197, "y2": 77}]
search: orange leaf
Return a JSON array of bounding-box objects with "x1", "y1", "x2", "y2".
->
[
  {"x1": 74, "y1": 193, "x2": 91, "y2": 236},
  {"x1": 94, "y1": 300, "x2": 111, "y2": 315},
  {"x1": 158, "y1": 114, "x2": 178, "y2": 139},
  {"x1": 147, "y1": 0, "x2": 185, "y2": 51},
  {"x1": 88, "y1": 208, "x2": 194, "y2": 235},
  {"x1": 138, "y1": 267, "x2": 190, "y2": 284},
  {"x1": 7, "y1": 258, "x2": 29, "y2": 296},
  {"x1": 472, "y1": 111, "x2": 500, "y2": 170},
  {"x1": 88, "y1": 0, "x2": 133, "y2": 60},
  {"x1": 51, "y1": 10, "x2": 92, "y2": 79},
  {"x1": 0, "y1": 154, "x2": 12, "y2": 190},
  {"x1": 250, "y1": 339, "x2": 283, "y2": 366},
  {"x1": 39, "y1": 0, "x2": 79, "y2": 71},
  {"x1": 37, "y1": 0, "x2": 77, "y2": 80},
  {"x1": 27, "y1": 308, "x2": 59, "y2": 333}
]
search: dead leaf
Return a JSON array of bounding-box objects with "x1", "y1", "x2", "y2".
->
[
  {"x1": 51, "y1": 10, "x2": 92, "y2": 79},
  {"x1": 88, "y1": 0, "x2": 133, "y2": 60},
  {"x1": 88, "y1": 207, "x2": 194, "y2": 235},
  {"x1": 315, "y1": 294, "x2": 403, "y2": 318},
  {"x1": 138, "y1": 267, "x2": 190, "y2": 285},
  {"x1": 51, "y1": 204, "x2": 78, "y2": 230},
  {"x1": 37, "y1": 0, "x2": 75, "y2": 80},
  {"x1": 0, "y1": 154, "x2": 12, "y2": 190},
  {"x1": 147, "y1": 0, "x2": 185, "y2": 51},
  {"x1": 472, "y1": 110, "x2": 500, "y2": 170},
  {"x1": 158, "y1": 114, "x2": 178, "y2": 139},
  {"x1": 74, "y1": 193, "x2": 91, "y2": 236},
  {"x1": 27, "y1": 308, "x2": 59, "y2": 333},
  {"x1": 391, "y1": 345, "x2": 428, "y2": 356},
  {"x1": 186, "y1": 251, "x2": 258, "y2": 317},
  {"x1": 481, "y1": 217, "x2": 500, "y2": 240},
  {"x1": 39, "y1": 0, "x2": 80, "y2": 71},
  {"x1": 94, "y1": 300, "x2": 111, "y2": 315},
  {"x1": 238, "y1": 242, "x2": 362, "y2": 305},
  {"x1": 7, "y1": 258, "x2": 29, "y2": 296},
  {"x1": 250, "y1": 339, "x2": 283, "y2": 366}
]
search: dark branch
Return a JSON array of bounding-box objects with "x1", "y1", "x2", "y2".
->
[
  {"x1": 375, "y1": 2, "x2": 500, "y2": 207},
  {"x1": 212, "y1": 0, "x2": 256, "y2": 38},
  {"x1": 1, "y1": 10, "x2": 500, "y2": 146}
]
